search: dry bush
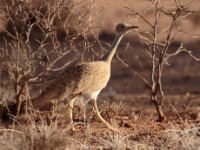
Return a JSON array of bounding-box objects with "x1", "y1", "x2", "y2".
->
[
  {"x1": 180, "y1": 106, "x2": 200, "y2": 120},
  {"x1": 0, "y1": 105, "x2": 74, "y2": 149},
  {"x1": 0, "y1": 122, "x2": 74, "y2": 150},
  {"x1": 120, "y1": 0, "x2": 200, "y2": 121},
  {"x1": 0, "y1": 104, "x2": 88, "y2": 150},
  {"x1": 99, "y1": 100, "x2": 127, "y2": 122},
  {"x1": 162, "y1": 123, "x2": 200, "y2": 150},
  {"x1": 87, "y1": 130, "x2": 154, "y2": 150},
  {"x1": 0, "y1": 0, "x2": 95, "y2": 117}
]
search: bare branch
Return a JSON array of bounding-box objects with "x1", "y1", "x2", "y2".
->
[
  {"x1": 116, "y1": 54, "x2": 151, "y2": 88},
  {"x1": 165, "y1": 43, "x2": 200, "y2": 62},
  {"x1": 122, "y1": 5, "x2": 154, "y2": 29}
]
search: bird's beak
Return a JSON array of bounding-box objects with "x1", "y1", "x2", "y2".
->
[{"x1": 129, "y1": 25, "x2": 139, "y2": 30}]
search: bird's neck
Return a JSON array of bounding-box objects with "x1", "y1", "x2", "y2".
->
[{"x1": 102, "y1": 34, "x2": 124, "y2": 63}]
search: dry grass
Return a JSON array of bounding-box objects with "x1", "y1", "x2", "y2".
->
[
  {"x1": 0, "y1": 104, "x2": 200, "y2": 149},
  {"x1": 0, "y1": 122, "x2": 71, "y2": 150},
  {"x1": 99, "y1": 100, "x2": 127, "y2": 121},
  {"x1": 162, "y1": 123, "x2": 200, "y2": 150},
  {"x1": 1, "y1": 113, "x2": 199, "y2": 149}
]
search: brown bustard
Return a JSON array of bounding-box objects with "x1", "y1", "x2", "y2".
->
[{"x1": 32, "y1": 23, "x2": 138, "y2": 131}]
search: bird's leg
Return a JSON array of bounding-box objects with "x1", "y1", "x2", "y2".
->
[
  {"x1": 68, "y1": 97, "x2": 76, "y2": 131},
  {"x1": 83, "y1": 99, "x2": 91, "y2": 125},
  {"x1": 83, "y1": 102, "x2": 87, "y2": 125},
  {"x1": 92, "y1": 100, "x2": 119, "y2": 132}
]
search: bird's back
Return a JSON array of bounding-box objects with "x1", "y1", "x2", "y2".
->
[
  {"x1": 33, "y1": 61, "x2": 111, "y2": 108},
  {"x1": 64, "y1": 61, "x2": 110, "y2": 95}
]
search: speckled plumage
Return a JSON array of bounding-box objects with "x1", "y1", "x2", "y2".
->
[{"x1": 32, "y1": 61, "x2": 110, "y2": 108}]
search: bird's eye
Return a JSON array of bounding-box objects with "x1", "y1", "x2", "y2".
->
[
  {"x1": 120, "y1": 24, "x2": 125, "y2": 28},
  {"x1": 116, "y1": 23, "x2": 128, "y2": 33}
]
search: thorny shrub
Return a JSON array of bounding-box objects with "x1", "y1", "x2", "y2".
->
[{"x1": 0, "y1": 0, "x2": 94, "y2": 116}]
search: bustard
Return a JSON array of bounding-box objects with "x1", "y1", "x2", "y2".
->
[{"x1": 32, "y1": 23, "x2": 138, "y2": 131}]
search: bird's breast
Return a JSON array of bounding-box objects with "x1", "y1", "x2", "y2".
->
[{"x1": 74, "y1": 62, "x2": 111, "y2": 94}]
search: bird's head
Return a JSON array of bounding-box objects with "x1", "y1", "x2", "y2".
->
[{"x1": 116, "y1": 23, "x2": 138, "y2": 34}]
